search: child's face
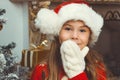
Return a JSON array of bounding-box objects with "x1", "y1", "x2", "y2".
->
[{"x1": 59, "y1": 20, "x2": 91, "y2": 50}]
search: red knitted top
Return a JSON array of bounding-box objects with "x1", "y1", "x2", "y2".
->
[{"x1": 31, "y1": 63, "x2": 107, "y2": 80}]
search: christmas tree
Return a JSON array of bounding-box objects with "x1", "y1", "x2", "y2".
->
[
  {"x1": 0, "y1": 42, "x2": 29, "y2": 80},
  {"x1": 0, "y1": 9, "x2": 6, "y2": 31}
]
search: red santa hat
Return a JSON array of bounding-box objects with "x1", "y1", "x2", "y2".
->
[{"x1": 35, "y1": 0, "x2": 103, "y2": 47}]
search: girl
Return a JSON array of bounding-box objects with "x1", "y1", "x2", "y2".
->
[{"x1": 31, "y1": 0, "x2": 107, "y2": 80}]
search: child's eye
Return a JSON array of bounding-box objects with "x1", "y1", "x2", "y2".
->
[
  {"x1": 64, "y1": 27, "x2": 71, "y2": 31},
  {"x1": 80, "y1": 29, "x2": 86, "y2": 32}
]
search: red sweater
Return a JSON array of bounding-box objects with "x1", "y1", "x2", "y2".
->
[{"x1": 31, "y1": 63, "x2": 107, "y2": 80}]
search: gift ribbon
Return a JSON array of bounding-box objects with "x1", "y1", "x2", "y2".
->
[
  {"x1": 30, "y1": 51, "x2": 34, "y2": 68},
  {"x1": 24, "y1": 50, "x2": 28, "y2": 67}
]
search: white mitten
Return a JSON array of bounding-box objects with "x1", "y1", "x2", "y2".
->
[{"x1": 60, "y1": 40, "x2": 89, "y2": 78}]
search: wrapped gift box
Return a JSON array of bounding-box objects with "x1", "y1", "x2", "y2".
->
[{"x1": 21, "y1": 49, "x2": 49, "y2": 69}]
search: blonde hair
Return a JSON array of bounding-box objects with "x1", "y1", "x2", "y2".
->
[{"x1": 47, "y1": 37, "x2": 61, "y2": 80}]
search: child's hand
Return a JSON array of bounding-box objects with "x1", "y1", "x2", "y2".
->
[{"x1": 60, "y1": 40, "x2": 89, "y2": 78}]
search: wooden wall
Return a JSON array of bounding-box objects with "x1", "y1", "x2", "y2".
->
[{"x1": 92, "y1": 3, "x2": 120, "y2": 76}]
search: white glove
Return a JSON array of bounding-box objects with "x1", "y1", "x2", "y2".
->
[{"x1": 60, "y1": 40, "x2": 89, "y2": 78}]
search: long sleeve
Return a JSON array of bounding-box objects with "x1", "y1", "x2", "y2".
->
[
  {"x1": 68, "y1": 67, "x2": 106, "y2": 80},
  {"x1": 69, "y1": 72, "x2": 88, "y2": 80},
  {"x1": 96, "y1": 64, "x2": 107, "y2": 80},
  {"x1": 68, "y1": 62, "x2": 107, "y2": 80},
  {"x1": 31, "y1": 64, "x2": 48, "y2": 80}
]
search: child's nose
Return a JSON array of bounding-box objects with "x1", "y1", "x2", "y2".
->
[{"x1": 71, "y1": 31, "x2": 79, "y2": 40}]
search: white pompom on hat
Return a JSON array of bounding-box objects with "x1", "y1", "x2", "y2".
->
[{"x1": 35, "y1": 0, "x2": 104, "y2": 47}]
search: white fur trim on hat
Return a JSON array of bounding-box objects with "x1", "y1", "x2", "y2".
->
[
  {"x1": 35, "y1": 3, "x2": 103, "y2": 47},
  {"x1": 35, "y1": 8, "x2": 59, "y2": 35}
]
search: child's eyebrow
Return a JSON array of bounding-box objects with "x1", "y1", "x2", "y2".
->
[
  {"x1": 80, "y1": 25, "x2": 88, "y2": 28},
  {"x1": 63, "y1": 23, "x2": 71, "y2": 26}
]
